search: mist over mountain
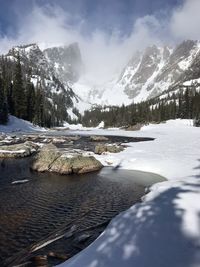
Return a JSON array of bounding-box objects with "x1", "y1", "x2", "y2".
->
[{"x1": 2, "y1": 38, "x2": 200, "y2": 116}]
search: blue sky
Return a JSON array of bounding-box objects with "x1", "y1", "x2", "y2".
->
[
  {"x1": 0, "y1": 0, "x2": 183, "y2": 37},
  {"x1": 0, "y1": 0, "x2": 199, "y2": 82}
]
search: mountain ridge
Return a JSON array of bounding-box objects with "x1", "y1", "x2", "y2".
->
[
  {"x1": 2, "y1": 39, "x2": 200, "y2": 119},
  {"x1": 71, "y1": 40, "x2": 200, "y2": 107}
]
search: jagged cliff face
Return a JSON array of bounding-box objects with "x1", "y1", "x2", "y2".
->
[
  {"x1": 118, "y1": 45, "x2": 171, "y2": 100},
  {"x1": 71, "y1": 40, "x2": 200, "y2": 106},
  {"x1": 44, "y1": 43, "x2": 83, "y2": 84},
  {"x1": 117, "y1": 40, "x2": 200, "y2": 102}
]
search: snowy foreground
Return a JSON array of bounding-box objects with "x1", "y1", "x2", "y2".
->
[{"x1": 58, "y1": 120, "x2": 200, "y2": 267}]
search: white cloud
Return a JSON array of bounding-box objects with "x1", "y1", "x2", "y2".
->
[
  {"x1": 0, "y1": 0, "x2": 199, "y2": 83},
  {"x1": 170, "y1": 0, "x2": 200, "y2": 41},
  {"x1": 0, "y1": 4, "x2": 163, "y2": 83}
]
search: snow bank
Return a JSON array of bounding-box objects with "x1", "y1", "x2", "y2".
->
[
  {"x1": 61, "y1": 121, "x2": 105, "y2": 131},
  {"x1": 57, "y1": 119, "x2": 200, "y2": 267},
  {"x1": 0, "y1": 116, "x2": 46, "y2": 133}
]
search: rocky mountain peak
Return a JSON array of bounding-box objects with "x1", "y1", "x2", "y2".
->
[
  {"x1": 7, "y1": 43, "x2": 50, "y2": 75},
  {"x1": 43, "y1": 42, "x2": 83, "y2": 84}
]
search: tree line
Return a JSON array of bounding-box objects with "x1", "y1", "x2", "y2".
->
[{"x1": 81, "y1": 85, "x2": 200, "y2": 127}]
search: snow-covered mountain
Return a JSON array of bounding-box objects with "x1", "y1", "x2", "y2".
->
[
  {"x1": 44, "y1": 43, "x2": 83, "y2": 84},
  {"x1": 72, "y1": 40, "x2": 200, "y2": 106},
  {"x1": 4, "y1": 43, "x2": 82, "y2": 121},
  {"x1": 4, "y1": 40, "x2": 200, "y2": 118}
]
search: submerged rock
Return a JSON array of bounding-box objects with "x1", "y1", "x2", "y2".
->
[
  {"x1": 31, "y1": 144, "x2": 103, "y2": 174},
  {"x1": 0, "y1": 141, "x2": 39, "y2": 158},
  {"x1": 90, "y1": 135, "x2": 109, "y2": 142},
  {"x1": 94, "y1": 144, "x2": 124, "y2": 154}
]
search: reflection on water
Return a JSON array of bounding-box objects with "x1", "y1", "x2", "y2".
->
[{"x1": 0, "y1": 158, "x2": 165, "y2": 266}]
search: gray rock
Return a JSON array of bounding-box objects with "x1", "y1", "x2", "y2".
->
[
  {"x1": 0, "y1": 141, "x2": 39, "y2": 158},
  {"x1": 90, "y1": 135, "x2": 109, "y2": 142},
  {"x1": 31, "y1": 144, "x2": 61, "y2": 172},
  {"x1": 31, "y1": 144, "x2": 103, "y2": 175},
  {"x1": 94, "y1": 144, "x2": 124, "y2": 154}
]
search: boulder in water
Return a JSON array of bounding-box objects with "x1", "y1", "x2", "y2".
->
[
  {"x1": 31, "y1": 143, "x2": 103, "y2": 174},
  {"x1": 90, "y1": 135, "x2": 109, "y2": 142}
]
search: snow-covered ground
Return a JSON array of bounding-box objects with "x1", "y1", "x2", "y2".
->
[
  {"x1": 58, "y1": 121, "x2": 105, "y2": 131},
  {"x1": 0, "y1": 116, "x2": 46, "y2": 133},
  {"x1": 58, "y1": 119, "x2": 200, "y2": 267}
]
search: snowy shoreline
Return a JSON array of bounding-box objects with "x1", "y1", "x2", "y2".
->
[
  {"x1": 1, "y1": 117, "x2": 200, "y2": 267},
  {"x1": 57, "y1": 119, "x2": 200, "y2": 267}
]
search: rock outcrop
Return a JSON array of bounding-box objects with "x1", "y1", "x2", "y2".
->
[
  {"x1": 31, "y1": 144, "x2": 103, "y2": 175},
  {"x1": 94, "y1": 144, "x2": 124, "y2": 154},
  {"x1": 90, "y1": 136, "x2": 109, "y2": 142},
  {"x1": 0, "y1": 141, "x2": 39, "y2": 158}
]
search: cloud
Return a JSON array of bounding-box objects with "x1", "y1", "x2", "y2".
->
[
  {"x1": 0, "y1": 4, "x2": 162, "y2": 83},
  {"x1": 170, "y1": 0, "x2": 200, "y2": 41},
  {"x1": 0, "y1": 0, "x2": 199, "y2": 83}
]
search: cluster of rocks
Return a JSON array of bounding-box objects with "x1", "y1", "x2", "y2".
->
[
  {"x1": 0, "y1": 134, "x2": 23, "y2": 146},
  {"x1": 0, "y1": 141, "x2": 39, "y2": 158},
  {"x1": 0, "y1": 134, "x2": 126, "y2": 175},
  {"x1": 22, "y1": 134, "x2": 81, "y2": 144}
]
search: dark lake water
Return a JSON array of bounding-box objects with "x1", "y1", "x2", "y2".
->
[{"x1": 0, "y1": 134, "x2": 164, "y2": 266}]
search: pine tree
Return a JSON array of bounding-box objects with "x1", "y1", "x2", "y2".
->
[
  {"x1": 0, "y1": 102, "x2": 8, "y2": 124},
  {"x1": 0, "y1": 76, "x2": 8, "y2": 124},
  {"x1": 25, "y1": 69, "x2": 35, "y2": 122},
  {"x1": 7, "y1": 82, "x2": 14, "y2": 115},
  {"x1": 33, "y1": 85, "x2": 44, "y2": 126},
  {"x1": 13, "y1": 53, "x2": 26, "y2": 118},
  {"x1": 0, "y1": 76, "x2": 4, "y2": 110}
]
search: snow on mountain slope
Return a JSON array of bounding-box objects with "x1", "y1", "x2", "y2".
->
[
  {"x1": 113, "y1": 40, "x2": 200, "y2": 103},
  {"x1": 71, "y1": 40, "x2": 200, "y2": 107},
  {"x1": 6, "y1": 40, "x2": 200, "y2": 114},
  {"x1": 71, "y1": 45, "x2": 172, "y2": 106},
  {"x1": 43, "y1": 43, "x2": 83, "y2": 84},
  {"x1": 72, "y1": 76, "x2": 133, "y2": 107}
]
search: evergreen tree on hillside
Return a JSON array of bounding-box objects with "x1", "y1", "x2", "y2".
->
[
  {"x1": 0, "y1": 102, "x2": 8, "y2": 124},
  {"x1": 33, "y1": 85, "x2": 44, "y2": 126},
  {"x1": 25, "y1": 69, "x2": 35, "y2": 122},
  {"x1": 26, "y1": 82, "x2": 35, "y2": 122},
  {"x1": 0, "y1": 76, "x2": 8, "y2": 124},
  {"x1": 7, "y1": 82, "x2": 14, "y2": 115},
  {"x1": 13, "y1": 53, "x2": 27, "y2": 118},
  {"x1": 0, "y1": 76, "x2": 4, "y2": 109}
]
